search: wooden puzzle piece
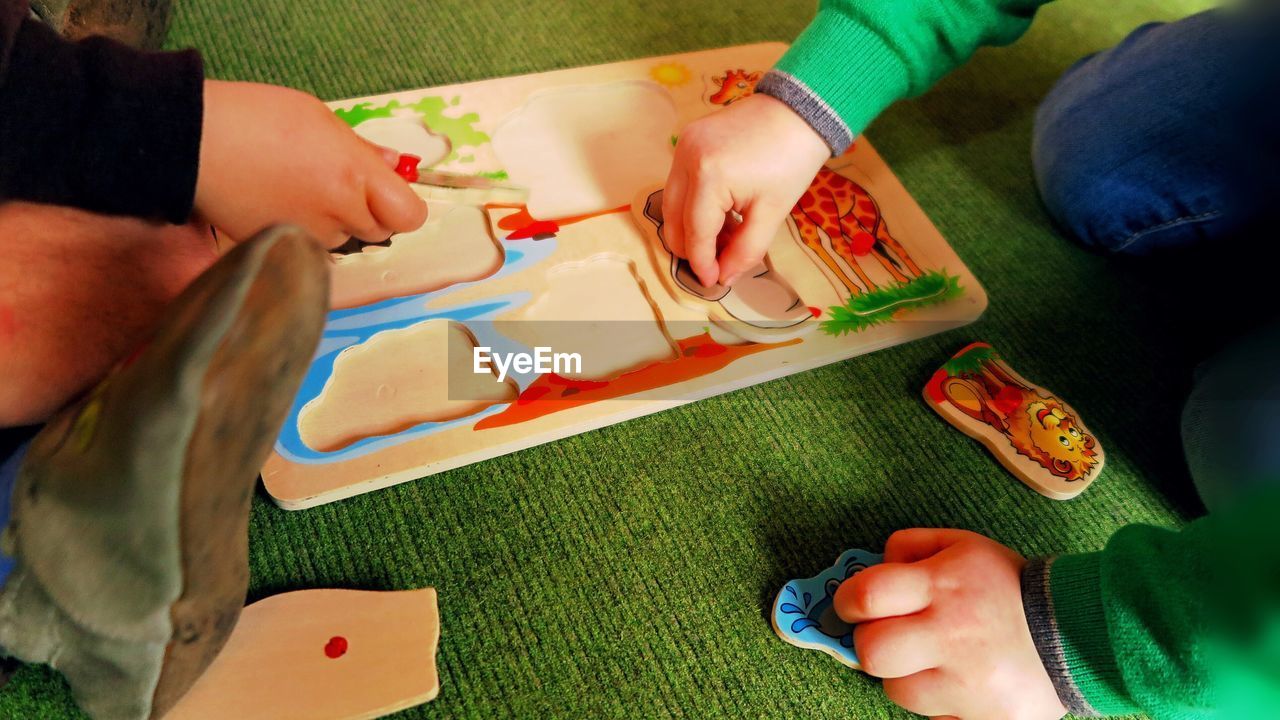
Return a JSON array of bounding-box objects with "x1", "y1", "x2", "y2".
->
[
  {"x1": 924, "y1": 342, "x2": 1104, "y2": 500},
  {"x1": 393, "y1": 152, "x2": 530, "y2": 206},
  {"x1": 352, "y1": 115, "x2": 451, "y2": 167},
  {"x1": 492, "y1": 82, "x2": 676, "y2": 218},
  {"x1": 503, "y1": 253, "x2": 679, "y2": 380},
  {"x1": 772, "y1": 548, "x2": 882, "y2": 669},
  {"x1": 330, "y1": 199, "x2": 504, "y2": 310},
  {"x1": 299, "y1": 320, "x2": 518, "y2": 452},
  {"x1": 166, "y1": 588, "x2": 440, "y2": 720},
  {"x1": 632, "y1": 186, "x2": 816, "y2": 343}
]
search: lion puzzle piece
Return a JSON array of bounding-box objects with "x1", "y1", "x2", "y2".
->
[
  {"x1": 771, "y1": 548, "x2": 882, "y2": 669},
  {"x1": 924, "y1": 342, "x2": 1104, "y2": 500},
  {"x1": 166, "y1": 588, "x2": 440, "y2": 720}
]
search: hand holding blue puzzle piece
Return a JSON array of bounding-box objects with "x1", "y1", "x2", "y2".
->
[{"x1": 771, "y1": 548, "x2": 882, "y2": 669}]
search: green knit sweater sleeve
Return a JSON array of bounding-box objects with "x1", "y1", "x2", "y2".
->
[
  {"x1": 755, "y1": 0, "x2": 1051, "y2": 153},
  {"x1": 1021, "y1": 491, "x2": 1280, "y2": 718}
]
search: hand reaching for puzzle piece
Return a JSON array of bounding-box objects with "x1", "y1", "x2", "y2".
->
[
  {"x1": 663, "y1": 93, "x2": 829, "y2": 288},
  {"x1": 196, "y1": 81, "x2": 428, "y2": 248}
]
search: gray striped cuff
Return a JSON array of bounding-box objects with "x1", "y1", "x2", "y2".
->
[
  {"x1": 1021, "y1": 557, "x2": 1100, "y2": 717},
  {"x1": 755, "y1": 69, "x2": 854, "y2": 156}
]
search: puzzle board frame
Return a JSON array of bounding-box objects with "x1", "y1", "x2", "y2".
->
[{"x1": 262, "y1": 43, "x2": 987, "y2": 509}]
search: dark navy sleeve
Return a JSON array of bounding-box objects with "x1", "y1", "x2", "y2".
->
[{"x1": 0, "y1": 0, "x2": 203, "y2": 223}]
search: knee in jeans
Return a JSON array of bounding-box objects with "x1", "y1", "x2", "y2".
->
[
  {"x1": 1030, "y1": 13, "x2": 1240, "y2": 257},
  {"x1": 1032, "y1": 105, "x2": 1230, "y2": 257}
]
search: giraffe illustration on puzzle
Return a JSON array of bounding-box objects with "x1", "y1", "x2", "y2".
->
[
  {"x1": 709, "y1": 69, "x2": 761, "y2": 105},
  {"x1": 790, "y1": 168, "x2": 923, "y2": 296}
]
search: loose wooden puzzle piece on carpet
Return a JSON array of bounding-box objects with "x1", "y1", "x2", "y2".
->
[
  {"x1": 261, "y1": 43, "x2": 987, "y2": 509},
  {"x1": 924, "y1": 342, "x2": 1104, "y2": 500},
  {"x1": 772, "y1": 548, "x2": 881, "y2": 669},
  {"x1": 165, "y1": 588, "x2": 440, "y2": 720}
]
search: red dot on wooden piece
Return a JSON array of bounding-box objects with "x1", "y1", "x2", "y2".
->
[
  {"x1": 807, "y1": 305, "x2": 822, "y2": 318},
  {"x1": 324, "y1": 636, "x2": 348, "y2": 659},
  {"x1": 394, "y1": 153, "x2": 421, "y2": 183}
]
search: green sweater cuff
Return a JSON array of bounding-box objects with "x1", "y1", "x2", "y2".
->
[
  {"x1": 1047, "y1": 553, "x2": 1142, "y2": 716},
  {"x1": 763, "y1": 8, "x2": 911, "y2": 152}
]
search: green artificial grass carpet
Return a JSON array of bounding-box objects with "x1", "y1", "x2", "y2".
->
[{"x1": 0, "y1": 0, "x2": 1226, "y2": 717}]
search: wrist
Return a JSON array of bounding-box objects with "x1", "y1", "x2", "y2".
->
[
  {"x1": 740, "y1": 93, "x2": 830, "y2": 168},
  {"x1": 758, "y1": 8, "x2": 911, "y2": 155},
  {"x1": 1022, "y1": 555, "x2": 1140, "y2": 717}
]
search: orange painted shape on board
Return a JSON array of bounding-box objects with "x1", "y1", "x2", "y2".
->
[
  {"x1": 495, "y1": 204, "x2": 631, "y2": 239},
  {"x1": 476, "y1": 332, "x2": 800, "y2": 430},
  {"x1": 165, "y1": 588, "x2": 440, "y2": 720}
]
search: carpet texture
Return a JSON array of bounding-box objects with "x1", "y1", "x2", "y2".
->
[{"x1": 0, "y1": 0, "x2": 1224, "y2": 717}]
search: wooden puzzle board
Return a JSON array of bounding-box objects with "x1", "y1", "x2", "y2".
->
[{"x1": 262, "y1": 43, "x2": 987, "y2": 509}]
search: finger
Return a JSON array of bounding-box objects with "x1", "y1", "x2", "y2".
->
[
  {"x1": 320, "y1": 228, "x2": 354, "y2": 251},
  {"x1": 684, "y1": 182, "x2": 730, "y2": 288},
  {"x1": 367, "y1": 167, "x2": 428, "y2": 235},
  {"x1": 361, "y1": 139, "x2": 402, "y2": 168},
  {"x1": 662, "y1": 168, "x2": 689, "y2": 259},
  {"x1": 884, "y1": 528, "x2": 983, "y2": 564},
  {"x1": 835, "y1": 563, "x2": 932, "y2": 623},
  {"x1": 343, "y1": 207, "x2": 392, "y2": 246},
  {"x1": 854, "y1": 616, "x2": 942, "y2": 679},
  {"x1": 716, "y1": 202, "x2": 784, "y2": 286},
  {"x1": 882, "y1": 670, "x2": 952, "y2": 718}
]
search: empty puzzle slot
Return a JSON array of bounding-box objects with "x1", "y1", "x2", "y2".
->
[
  {"x1": 329, "y1": 201, "x2": 505, "y2": 309},
  {"x1": 351, "y1": 115, "x2": 452, "y2": 168},
  {"x1": 492, "y1": 81, "x2": 677, "y2": 218},
  {"x1": 298, "y1": 320, "x2": 518, "y2": 452},
  {"x1": 503, "y1": 253, "x2": 679, "y2": 381}
]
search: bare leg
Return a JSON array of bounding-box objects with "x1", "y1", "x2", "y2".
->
[{"x1": 0, "y1": 202, "x2": 219, "y2": 426}]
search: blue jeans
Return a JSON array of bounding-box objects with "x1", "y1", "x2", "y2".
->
[
  {"x1": 1032, "y1": 8, "x2": 1280, "y2": 510},
  {"x1": 1032, "y1": 8, "x2": 1280, "y2": 256},
  {"x1": 0, "y1": 428, "x2": 35, "y2": 585}
]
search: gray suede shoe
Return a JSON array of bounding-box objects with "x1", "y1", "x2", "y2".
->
[
  {"x1": 31, "y1": 0, "x2": 173, "y2": 50},
  {"x1": 0, "y1": 225, "x2": 329, "y2": 719}
]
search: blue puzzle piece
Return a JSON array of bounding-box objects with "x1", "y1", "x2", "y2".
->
[{"x1": 771, "y1": 548, "x2": 883, "y2": 668}]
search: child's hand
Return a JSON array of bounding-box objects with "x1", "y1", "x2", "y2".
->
[
  {"x1": 196, "y1": 80, "x2": 428, "y2": 248},
  {"x1": 663, "y1": 93, "x2": 829, "y2": 287},
  {"x1": 837, "y1": 529, "x2": 1067, "y2": 720}
]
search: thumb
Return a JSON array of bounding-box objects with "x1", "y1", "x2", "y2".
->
[
  {"x1": 883, "y1": 528, "x2": 983, "y2": 564},
  {"x1": 367, "y1": 167, "x2": 428, "y2": 234},
  {"x1": 716, "y1": 202, "x2": 785, "y2": 286}
]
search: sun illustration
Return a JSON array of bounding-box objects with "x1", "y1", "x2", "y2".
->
[{"x1": 649, "y1": 62, "x2": 692, "y2": 88}]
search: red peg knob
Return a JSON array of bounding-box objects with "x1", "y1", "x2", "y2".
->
[{"x1": 395, "y1": 153, "x2": 421, "y2": 182}]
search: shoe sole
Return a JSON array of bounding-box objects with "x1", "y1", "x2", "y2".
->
[{"x1": 145, "y1": 227, "x2": 329, "y2": 717}]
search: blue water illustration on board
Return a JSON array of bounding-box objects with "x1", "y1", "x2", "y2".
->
[
  {"x1": 772, "y1": 548, "x2": 882, "y2": 667},
  {"x1": 274, "y1": 236, "x2": 558, "y2": 465}
]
